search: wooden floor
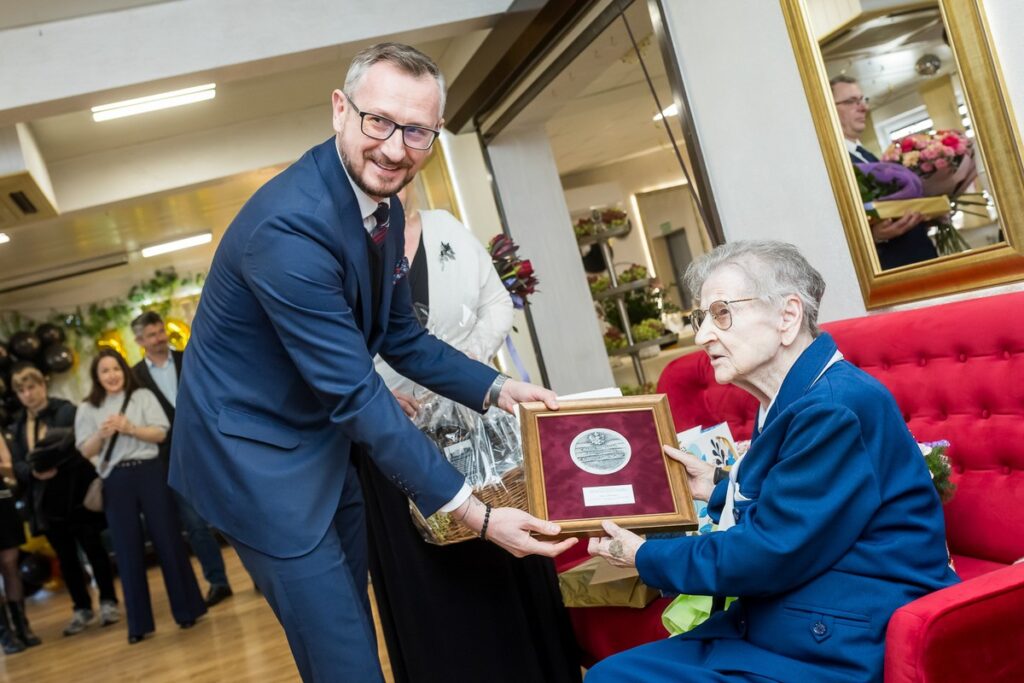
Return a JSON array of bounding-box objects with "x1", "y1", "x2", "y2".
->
[{"x1": 0, "y1": 547, "x2": 395, "y2": 682}]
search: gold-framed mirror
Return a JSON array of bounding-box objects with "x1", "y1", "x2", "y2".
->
[{"x1": 781, "y1": 0, "x2": 1024, "y2": 307}]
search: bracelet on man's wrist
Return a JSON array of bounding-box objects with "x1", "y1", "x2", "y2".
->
[
  {"x1": 713, "y1": 466, "x2": 729, "y2": 485},
  {"x1": 479, "y1": 503, "x2": 493, "y2": 540},
  {"x1": 487, "y1": 374, "x2": 510, "y2": 409}
]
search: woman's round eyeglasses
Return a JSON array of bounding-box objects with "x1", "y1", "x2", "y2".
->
[{"x1": 690, "y1": 298, "x2": 758, "y2": 335}]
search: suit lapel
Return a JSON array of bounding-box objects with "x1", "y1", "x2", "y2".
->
[{"x1": 312, "y1": 138, "x2": 374, "y2": 341}]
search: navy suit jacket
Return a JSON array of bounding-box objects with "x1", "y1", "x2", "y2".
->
[
  {"x1": 169, "y1": 138, "x2": 498, "y2": 558},
  {"x1": 637, "y1": 334, "x2": 957, "y2": 682}
]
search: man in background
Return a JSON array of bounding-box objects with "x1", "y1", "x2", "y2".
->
[{"x1": 131, "y1": 311, "x2": 233, "y2": 607}]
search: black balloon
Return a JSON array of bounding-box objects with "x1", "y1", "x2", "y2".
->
[
  {"x1": 18, "y1": 552, "x2": 51, "y2": 596},
  {"x1": 35, "y1": 323, "x2": 65, "y2": 347},
  {"x1": 42, "y1": 344, "x2": 73, "y2": 373},
  {"x1": 8, "y1": 331, "x2": 41, "y2": 360},
  {"x1": 0, "y1": 344, "x2": 9, "y2": 373}
]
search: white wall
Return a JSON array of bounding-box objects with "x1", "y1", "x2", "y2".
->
[{"x1": 657, "y1": 0, "x2": 866, "y2": 323}]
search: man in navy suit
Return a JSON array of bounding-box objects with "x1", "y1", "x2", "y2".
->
[{"x1": 169, "y1": 43, "x2": 576, "y2": 682}]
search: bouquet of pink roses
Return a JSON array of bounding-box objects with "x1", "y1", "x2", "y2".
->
[{"x1": 881, "y1": 129, "x2": 970, "y2": 176}]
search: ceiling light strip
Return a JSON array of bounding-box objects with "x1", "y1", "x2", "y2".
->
[
  {"x1": 92, "y1": 84, "x2": 216, "y2": 122},
  {"x1": 140, "y1": 232, "x2": 213, "y2": 258}
]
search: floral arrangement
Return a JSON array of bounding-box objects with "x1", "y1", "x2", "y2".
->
[
  {"x1": 882, "y1": 130, "x2": 970, "y2": 176},
  {"x1": 919, "y1": 440, "x2": 956, "y2": 503},
  {"x1": 488, "y1": 234, "x2": 538, "y2": 309},
  {"x1": 573, "y1": 209, "x2": 629, "y2": 238},
  {"x1": 854, "y1": 162, "x2": 970, "y2": 255}
]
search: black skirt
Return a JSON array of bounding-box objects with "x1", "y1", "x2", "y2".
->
[
  {"x1": 0, "y1": 496, "x2": 26, "y2": 550},
  {"x1": 355, "y1": 454, "x2": 582, "y2": 683}
]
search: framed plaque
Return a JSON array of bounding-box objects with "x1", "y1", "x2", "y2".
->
[{"x1": 520, "y1": 395, "x2": 697, "y2": 537}]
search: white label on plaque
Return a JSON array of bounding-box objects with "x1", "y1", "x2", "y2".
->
[
  {"x1": 583, "y1": 485, "x2": 636, "y2": 507},
  {"x1": 569, "y1": 428, "x2": 631, "y2": 475}
]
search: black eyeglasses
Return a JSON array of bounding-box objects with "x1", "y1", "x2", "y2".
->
[
  {"x1": 835, "y1": 96, "x2": 869, "y2": 107},
  {"x1": 344, "y1": 93, "x2": 439, "y2": 150},
  {"x1": 690, "y1": 298, "x2": 758, "y2": 335}
]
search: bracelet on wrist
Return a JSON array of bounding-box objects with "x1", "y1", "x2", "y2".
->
[
  {"x1": 479, "y1": 503, "x2": 492, "y2": 540},
  {"x1": 713, "y1": 466, "x2": 729, "y2": 485}
]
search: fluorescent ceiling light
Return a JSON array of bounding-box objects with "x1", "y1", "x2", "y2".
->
[
  {"x1": 653, "y1": 104, "x2": 679, "y2": 122},
  {"x1": 140, "y1": 232, "x2": 213, "y2": 258},
  {"x1": 92, "y1": 83, "x2": 216, "y2": 122},
  {"x1": 0, "y1": 233, "x2": 9, "y2": 245}
]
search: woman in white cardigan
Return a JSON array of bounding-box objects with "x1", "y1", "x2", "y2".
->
[{"x1": 360, "y1": 187, "x2": 582, "y2": 683}]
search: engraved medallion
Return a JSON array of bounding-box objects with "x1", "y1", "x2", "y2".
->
[{"x1": 569, "y1": 428, "x2": 631, "y2": 475}]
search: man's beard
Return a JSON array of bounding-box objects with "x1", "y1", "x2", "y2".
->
[{"x1": 340, "y1": 146, "x2": 413, "y2": 199}]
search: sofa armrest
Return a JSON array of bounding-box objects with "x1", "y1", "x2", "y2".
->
[{"x1": 884, "y1": 563, "x2": 1024, "y2": 682}]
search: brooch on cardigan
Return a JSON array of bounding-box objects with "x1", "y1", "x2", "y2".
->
[{"x1": 439, "y1": 242, "x2": 455, "y2": 270}]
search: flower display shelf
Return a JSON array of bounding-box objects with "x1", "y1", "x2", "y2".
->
[
  {"x1": 593, "y1": 278, "x2": 652, "y2": 300},
  {"x1": 575, "y1": 222, "x2": 631, "y2": 247},
  {"x1": 607, "y1": 333, "x2": 679, "y2": 357}
]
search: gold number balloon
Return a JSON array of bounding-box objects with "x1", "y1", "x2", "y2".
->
[
  {"x1": 96, "y1": 329, "x2": 128, "y2": 359},
  {"x1": 165, "y1": 318, "x2": 192, "y2": 351}
]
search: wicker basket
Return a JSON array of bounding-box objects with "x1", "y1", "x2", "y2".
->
[{"x1": 409, "y1": 466, "x2": 529, "y2": 545}]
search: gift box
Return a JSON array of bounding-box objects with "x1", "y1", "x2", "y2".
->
[
  {"x1": 558, "y1": 556, "x2": 659, "y2": 609},
  {"x1": 869, "y1": 195, "x2": 951, "y2": 221}
]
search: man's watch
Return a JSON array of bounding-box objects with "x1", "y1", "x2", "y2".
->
[{"x1": 486, "y1": 374, "x2": 510, "y2": 410}]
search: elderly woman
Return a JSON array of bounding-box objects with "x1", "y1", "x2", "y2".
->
[{"x1": 587, "y1": 241, "x2": 957, "y2": 682}]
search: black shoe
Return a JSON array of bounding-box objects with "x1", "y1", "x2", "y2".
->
[
  {"x1": 178, "y1": 620, "x2": 196, "y2": 630},
  {"x1": 204, "y1": 584, "x2": 233, "y2": 607},
  {"x1": 0, "y1": 604, "x2": 26, "y2": 654},
  {"x1": 128, "y1": 634, "x2": 145, "y2": 644},
  {"x1": 7, "y1": 601, "x2": 40, "y2": 647}
]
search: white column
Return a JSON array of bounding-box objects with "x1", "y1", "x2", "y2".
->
[
  {"x1": 486, "y1": 125, "x2": 614, "y2": 394},
  {"x1": 655, "y1": 0, "x2": 866, "y2": 323},
  {"x1": 441, "y1": 129, "x2": 543, "y2": 385}
]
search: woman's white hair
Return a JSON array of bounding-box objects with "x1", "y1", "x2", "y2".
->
[
  {"x1": 344, "y1": 42, "x2": 446, "y2": 119},
  {"x1": 684, "y1": 240, "x2": 827, "y2": 337}
]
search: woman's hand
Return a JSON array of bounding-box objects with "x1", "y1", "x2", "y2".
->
[
  {"x1": 663, "y1": 445, "x2": 716, "y2": 502},
  {"x1": 588, "y1": 520, "x2": 645, "y2": 568},
  {"x1": 392, "y1": 391, "x2": 419, "y2": 419},
  {"x1": 32, "y1": 468, "x2": 58, "y2": 481},
  {"x1": 105, "y1": 414, "x2": 135, "y2": 435}
]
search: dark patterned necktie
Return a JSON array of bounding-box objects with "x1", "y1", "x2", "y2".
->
[{"x1": 371, "y1": 202, "x2": 389, "y2": 247}]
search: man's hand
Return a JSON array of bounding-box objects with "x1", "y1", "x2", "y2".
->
[
  {"x1": 588, "y1": 520, "x2": 644, "y2": 568},
  {"x1": 452, "y1": 496, "x2": 577, "y2": 558},
  {"x1": 870, "y1": 211, "x2": 923, "y2": 243},
  {"x1": 497, "y1": 379, "x2": 558, "y2": 413},
  {"x1": 32, "y1": 468, "x2": 58, "y2": 481},
  {"x1": 392, "y1": 390, "x2": 419, "y2": 418},
  {"x1": 663, "y1": 445, "x2": 716, "y2": 502}
]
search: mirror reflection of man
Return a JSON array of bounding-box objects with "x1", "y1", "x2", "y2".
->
[{"x1": 830, "y1": 75, "x2": 937, "y2": 268}]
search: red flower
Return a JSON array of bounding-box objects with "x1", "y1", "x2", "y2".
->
[
  {"x1": 900, "y1": 137, "x2": 916, "y2": 153},
  {"x1": 941, "y1": 134, "x2": 961, "y2": 149},
  {"x1": 517, "y1": 260, "x2": 534, "y2": 277}
]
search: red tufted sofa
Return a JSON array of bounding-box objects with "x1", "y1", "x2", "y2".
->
[{"x1": 556, "y1": 290, "x2": 1024, "y2": 680}]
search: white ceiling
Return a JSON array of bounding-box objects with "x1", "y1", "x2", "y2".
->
[
  {"x1": 0, "y1": 0, "x2": 175, "y2": 31},
  {"x1": 1, "y1": 5, "x2": 686, "y2": 312}
]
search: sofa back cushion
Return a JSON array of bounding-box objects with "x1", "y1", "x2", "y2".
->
[{"x1": 657, "y1": 291, "x2": 1024, "y2": 565}]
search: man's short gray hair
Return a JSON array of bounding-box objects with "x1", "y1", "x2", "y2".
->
[
  {"x1": 829, "y1": 73, "x2": 858, "y2": 89},
  {"x1": 344, "y1": 42, "x2": 446, "y2": 119},
  {"x1": 684, "y1": 240, "x2": 827, "y2": 337}
]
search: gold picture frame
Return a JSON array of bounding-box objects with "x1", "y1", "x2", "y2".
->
[
  {"x1": 781, "y1": 0, "x2": 1024, "y2": 307},
  {"x1": 519, "y1": 395, "x2": 697, "y2": 538}
]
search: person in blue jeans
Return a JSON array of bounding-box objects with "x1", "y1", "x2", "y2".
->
[{"x1": 131, "y1": 311, "x2": 234, "y2": 606}]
